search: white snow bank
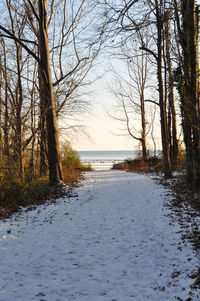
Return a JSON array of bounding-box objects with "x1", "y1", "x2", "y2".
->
[{"x1": 0, "y1": 170, "x2": 199, "y2": 300}]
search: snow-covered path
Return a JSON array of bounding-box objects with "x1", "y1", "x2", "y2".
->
[{"x1": 0, "y1": 170, "x2": 199, "y2": 300}]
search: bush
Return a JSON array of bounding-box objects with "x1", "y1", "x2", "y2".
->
[
  {"x1": 0, "y1": 143, "x2": 92, "y2": 218},
  {"x1": 0, "y1": 154, "x2": 67, "y2": 218},
  {"x1": 0, "y1": 174, "x2": 53, "y2": 218},
  {"x1": 61, "y1": 141, "x2": 92, "y2": 184},
  {"x1": 177, "y1": 150, "x2": 186, "y2": 167},
  {"x1": 112, "y1": 156, "x2": 163, "y2": 173}
]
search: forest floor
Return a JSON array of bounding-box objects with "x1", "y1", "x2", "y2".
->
[{"x1": 0, "y1": 170, "x2": 200, "y2": 301}]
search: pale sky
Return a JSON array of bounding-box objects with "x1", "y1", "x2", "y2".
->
[
  {"x1": 70, "y1": 84, "x2": 162, "y2": 151},
  {"x1": 72, "y1": 96, "x2": 137, "y2": 151},
  {"x1": 70, "y1": 59, "x2": 162, "y2": 151},
  {"x1": 70, "y1": 66, "x2": 162, "y2": 152},
  {"x1": 58, "y1": 55, "x2": 139, "y2": 151},
  {"x1": 63, "y1": 56, "x2": 134, "y2": 151}
]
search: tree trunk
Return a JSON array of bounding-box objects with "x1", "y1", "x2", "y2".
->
[
  {"x1": 155, "y1": 0, "x2": 171, "y2": 177},
  {"x1": 140, "y1": 87, "x2": 147, "y2": 160},
  {"x1": 189, "y1": 0, "x2": 200, "y2": 182},
  {"x1": 2, "y1": 42, "x2": 9, "y2": 157},
  {"x1": 165, "y1": 14, "x2": 178, "y2": 167},
  {"x1": 29, "y1": 76, "x2": 37, "y2": 178},
  {"x1": 179, "y1": 0, "x2": 200, "y2": 184},
  {"x1": 0, "y1": 55, "x2": 2, "y2": 158},
  {"x1": 174, "y1": 0, "x2": 194, "y2": 182},
  {"x1": 38, "y1": 65, "x2": 48, "y2": 177},
  {"x1": 14, "y1": 44, "x2": 24, "y2": 177},
  {"x1": 38, "y1": 0, "x2": 63, "y2": 184},
  {"x1": 181, "y1": 98, "x2": 194, "y2": 181}
]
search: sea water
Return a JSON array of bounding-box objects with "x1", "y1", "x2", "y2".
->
[{"x1": 78, "y1": 150, "x2": 140, "y2": 170}]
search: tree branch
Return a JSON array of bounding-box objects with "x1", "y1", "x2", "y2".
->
[
  {"x1": 0, "y1": 25, "x2": 40, "y2": 63},
  {"x1": 145, "y1": 99, "x2": 160, "y2": 106},
  {"x1": 53, "y1": 57, "x2": 89, "y2": 86},
  {"x1": 26, "y1": 0, "x2": 40, "y2": 23},
  {"x1": 140, "y1": 45, "x2": 158, "y2": 61},
  {"x1": 0, "y1": 33, "x2": 38, "y2": 46}
]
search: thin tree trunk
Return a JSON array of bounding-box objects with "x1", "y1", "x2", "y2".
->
[
  {"x1": 0, "y1": 55, "x2": 2, "y2": 157},
  {"x1": 15, "y1": 44, "x2": 24, "y2": 177},
  {"x1": 165, "y1": 14, "x2": 178, "y2": 167},
  {"x1": 29, "y1": 75, "x2": 37, "y2": 178},
  {"x1": 2, "y1": 42, "x2": 9, "y2": 157},
  {"x1": 141, "y1": 87, "x2": 147, "y2": 160},
  {"x1": 155, "y1": 0, "x2": 171, "y2": 177}
]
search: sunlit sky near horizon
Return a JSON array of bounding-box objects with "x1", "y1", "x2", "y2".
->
[
  {"x1": 70, "y1": 55, "x2": 162, "y2": 152},
  {"x1": 71, "y1": 75, "x2": 162, "y2": 152},
  {"x1": 72, "y1": 95, "x2": 137, "y2": 151},
  {"x1": 63, "y1": 0, "x2": 193, "y2": 152},
  {"x1": 71, "y1": 0, "x2": 198, "y2": 152},
  {"x1": 67, "y1": 51, "x2": 164, "y2": 152},
  {"x1": 69, "y1": 60, "x2": 138, "y2": 151}
]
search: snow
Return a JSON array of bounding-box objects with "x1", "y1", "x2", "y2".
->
[{"x1": 0, "y1": 170, "x2": 200, "y2": 300}]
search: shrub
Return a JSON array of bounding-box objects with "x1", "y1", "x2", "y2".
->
[
  {"x1": 0, "y1": 143, "x2": 92, "y2": 218},
  {"x1": 0, "y1": 174, "x2": 53, "y2": 218},
  {"x1": 112, "y1": 156, "x2": 163, "y2": 173},
  {"x1": 0, "y1": 155, "x2": 66, "y2": 219},
  {"x1": 61, "y1": 141, "x2": 92, "y2": 184},
  {"x1": 177, "y1": 150, "x2": 186, "y2": 167}
]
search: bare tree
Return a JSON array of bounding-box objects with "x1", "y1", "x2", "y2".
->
[
  {"x1": 0, "y1": 0, "x2": 106, "y2": 184},
  {"x1": 163, "y1": 7, "x2": 178, "y2": 166},
  {"x1": 173, "y1": 0, "x2": 200, "y2": 184},
  {"x1": 0, "y1": 39, "x2": 10, "y2": 158},
  {"x1": 103, "y1": 0, "x2": 175, "y2": 177},
  {"x1": 0, "y1": 55, "x2": 2, "y2": 158},
  {"x1": 0, "y1": 1, "x2": 63, "y2": 184},
  {"x1": 109, "y1": 42, "x2": 151, "y2": 160}
]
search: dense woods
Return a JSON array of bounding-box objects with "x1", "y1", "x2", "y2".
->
[
  {"x1": 0, "y1": 0, "x2": 200, "y2": 214},
  {"x1": 0, "y1": 0, "x2": 103, "y2": 184},
  {"x1": 103, "y1": 0, "x2": 200, "y2": 185}
]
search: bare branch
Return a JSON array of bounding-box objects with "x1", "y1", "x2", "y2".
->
[
  {"x1": 145, "y1": 99, "x2": 160, "y2": 106},
  {"x1": 140, "y1": 45, "x2": 158, "y2": 61},
  {"x1": 25, "y1": 0, "x2": 40, "y2": 23},
  {"x1": 0, "y1": 25, "x2": 40, "y2": 63},
  {"x1": 0, "y1": 33, "x2": 38, "y2": 46},
  {"x1": 53, "y1": 57, "x2": 89, "y2": 87}
]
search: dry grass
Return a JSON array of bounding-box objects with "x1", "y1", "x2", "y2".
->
[
  {"x1": 112, "y1": 156, "x2": 163, "y2": 173},
  {"x1": 0, "y1": 146, "x2": 91, "y2": 219},
  {"x1": 158, "y1": 172, "x2": 200, "y2": 289},
  {"x1": 0, "y1": 175, "x2": 68, "y2": 219}
]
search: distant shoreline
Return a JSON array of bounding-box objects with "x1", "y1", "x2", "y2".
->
[
  {"x1": 78, "y1": 150, "x2": 145, "y2": 170},
  {"x1": 77, "y1": 150, "x2": 134, "y2": 152}
]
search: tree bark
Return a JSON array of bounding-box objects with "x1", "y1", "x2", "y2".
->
[
  {"x1": 0, "y1": 55, "x2": 2, "y2": 158},
  {"x1": 38, "y1": 64, "x2": 48, "y2": 177},
  {"x1": 2, "y1": 41, "x2": 9, "y2": 157},
  {"x1": 178, "y1": 0, "x2": 200, "y2": 184},
  {"x1": 140, "y1": 87, "x2": 147, "y2": 160},
  {"x1": 155, "y1": 0, "x2": 171, "y2": 177},
  {"x1": 189, "y1": 1, "x2": 200, "y2": 182},
  {"x1": 14, "y1": 44, "x2": 24, "y2": 177},
  {"x1": 165, "y1": 13, "x2": 178, "y2": 167},
  {"x1": 38, "y1": 0, "x2": 63, "y2": 184}
]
